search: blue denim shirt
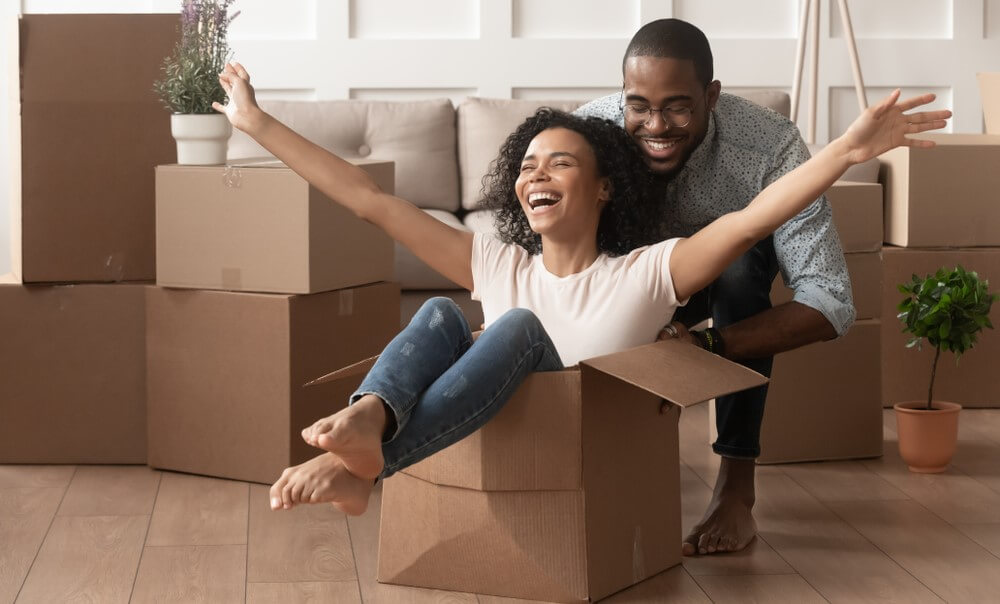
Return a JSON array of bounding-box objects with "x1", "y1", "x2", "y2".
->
[{"x1": 574, "y1": 92, "x2": 856, "y2": 336}]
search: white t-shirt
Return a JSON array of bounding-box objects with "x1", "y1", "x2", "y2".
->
[{"x1": 471, "y1": 233, "x2": 687, "y2": 366}]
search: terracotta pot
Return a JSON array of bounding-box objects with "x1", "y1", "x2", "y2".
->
[{"x1": 893, "y1": 401, "x2": 961, "y2": 473}]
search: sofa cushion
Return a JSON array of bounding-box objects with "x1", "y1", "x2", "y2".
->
[
  {"x1": 458, "y1": 97, "x2": 583, "y2": 210},
  {"x1": 394, "y1": 209, "x2": 470, "y2": 289},
  {"x1": 728, "y1": 89, "x2": 791, "y2": 119},
  {"x1": 228, "y1": 99, "x2": 460, "y2": 212},
  {"x1": 462, "y1": 209, "x2": 497, "y2": 235}
]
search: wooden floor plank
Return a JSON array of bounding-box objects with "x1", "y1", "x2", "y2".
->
[
  {"x1": 15, "y1": 515, "x2": 147, "y2": 604},
  {"x1": 0, "y1": 465, "x2": 75, "y2": 489},
  {"x1": 601, "y1": 566, "x2": 711, "y2": 603},
  {"x1": 345, "y1": 485, "x2": 479, "y2": 603},
  {"x1": 131, "y1": 544, "x2": 246, "y2": 604},
  {"x1": 753, "y1": 473, "x2": 942, "y2": 603},
  {"x1": 780, "y1": 460, "x2": 909, "y2": 503},
  {"x1": 247, "y1": 484, "x2": 356, "y2": 583},
  {"x1": 247, "y1": 581, "x2": 362, "y2": 603},
  {"x1": 692, "y1": 574, "x2": 827, "y2": 603},
  {"x1": 0, "y1": 488, "x2": 64, "y2": 604},
  {"x1": 57, "y1": 465, "x2": 161, "y2": 516},
  {"x1": 832, "y1": 499, "x2": 1000, "y2": 603},
  {"x1": 954, "y1": 523, "x2": 1000, "y2": 558},
  {"x1": 145, "y1": 472, "x2": 249, "y2": 546}
]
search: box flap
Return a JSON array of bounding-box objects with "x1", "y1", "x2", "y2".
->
[
  {"x1": 908, "y1": 133, "x2": 1000, "y2": 146},
  {"x1": 580, "y1": 339, "x2": 767, "y2": 408},
  {"x1": 304, "y1": 355, "x2": 379, "y2": 387},
  {"x1": 978, "y1": 72, "x2": 1000, "y2": 135}
]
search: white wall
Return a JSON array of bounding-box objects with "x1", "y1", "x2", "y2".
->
[{"x1": 3, "y1": 0, "x2": 999, "y2": 276}]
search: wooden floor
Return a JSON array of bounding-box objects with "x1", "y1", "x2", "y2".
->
[{"x1": 3, "y1": 406, "x2": 1000, "y2": 603}]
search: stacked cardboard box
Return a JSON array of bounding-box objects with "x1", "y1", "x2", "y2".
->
[
  {"x1": 147, "y1": 159, "x2": 401, "y2": 483},
  {"x1": 1, "y1": 15, "x2": 177, "y2": 463},
  {"x1": 313, "y1": 340, "x2": 766, "y2": 602},
  {"x1": 879, "y1": 133, "x2": 1000, "y2": 408},
  {"x1": 758, "y1": 180, "x2": 885, "y2": 463}
]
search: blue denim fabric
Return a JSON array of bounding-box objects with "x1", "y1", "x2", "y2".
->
[
  {"x1": 674, "y1": 237, "x2": 780, "y2": 459},
  {"x1": 351, "y1": 297, "x2": 564, "y2": 479}
]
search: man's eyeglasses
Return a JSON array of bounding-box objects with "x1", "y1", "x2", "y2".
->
[{"x1": 619, "y1": 93, "x2": 694, "y2": 128}]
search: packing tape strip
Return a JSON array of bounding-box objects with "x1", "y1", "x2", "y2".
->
[
  {"x1": 632, "y1": 525, "x2": 646, "y2": 583},
  {"x1": 223, "y1": 166, "x2": 242, "y2": 188},
  {"x1": 339, "y1": 290, "x2": 354, "y2": 316}
]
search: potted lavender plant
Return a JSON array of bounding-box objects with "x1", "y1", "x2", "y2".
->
[{"x1": 154, "y1": 0, "x2": 238, "y2": 164}]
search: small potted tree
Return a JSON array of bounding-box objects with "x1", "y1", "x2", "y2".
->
[
  {"x1": 894, "y1": 266, "x2": 997, "y2": 473},
  {"x1": 154, "y1": 0, "x2": 238, "y2": 164}
]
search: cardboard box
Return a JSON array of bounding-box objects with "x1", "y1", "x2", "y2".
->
[
  {"x1": 146, "y1": 282, "x2": 400, "y2": 484},
  {"x1": 311, "y1": 340, "x2": 766, "y2": 602},
  {"x1": 758, "y1": 319, "x2": 882, "y2": 464},
  {"x1": 827, "y1": 180, "x2": 883, "y2": 253},
  {"x1": 979, "y1": 72, "x2": 1000, "y2": 135},
  {"x1": 9, "y1": 14, "x2": 177, "y2": 283},
  {"x1": 0, "y1": 278, "x2": 147, "y2": 463},
  {"x1": 155, "y1": 158, "x2": 395, "y2": 294},
  {"x1": 771, "y1": 251, "x2": 881, "y2": 320},
  {"x1": 881, "y1": 247, "x2": 1000, "y2": 408},
  {"x1": 879, "y1": 134, "x2": 1000, "y2": 247}
]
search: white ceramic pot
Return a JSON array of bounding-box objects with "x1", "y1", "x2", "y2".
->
[{"x1": 170, "y1": 113, "x2": 232, "y2": 165}]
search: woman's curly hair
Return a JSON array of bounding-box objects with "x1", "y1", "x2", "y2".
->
[{"x1": 479, "y1": 108, "x2": 665, "y2": 256}]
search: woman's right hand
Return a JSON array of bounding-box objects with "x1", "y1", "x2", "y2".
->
[{"x1": 213, "y1": 61, "x2": 264, "y2": 134}]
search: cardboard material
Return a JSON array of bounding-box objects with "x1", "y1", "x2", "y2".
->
[
  {"x1": 0, "y1": 282, "x2": 147, "y2": 463},
  {"x1": 9, "y1": 14, "x2": 177, "y2": 282},
  {"x1": 313, "y1": 339, "x2": 766, "y2": 601},
  {"x1": 146, "y1": 282, "x2": 400, "y2": 484},
  {"x1": 771, "y1": 251, "x2": 881, "y2": 320},
  {"x1": 826, "y1": 181, "x2": 883, "y2": 253},
  {"x1": 879, "y1": 134, "x2": 1000, "y2": 247},
  {"x1": 758, "y1": 319, "x2": 883, "y2": 464},
  {"x1": 979, "y1": 72, "x2": 1000, "y2": 135},
  {"x1": 155, "y1": 158, "x2": 395, "y2": 294},
  {"x1": 881, "y1": 247, "x2": 1000, "y2": 408}
]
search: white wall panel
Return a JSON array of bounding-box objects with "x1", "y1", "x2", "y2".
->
[
  {"x1": 349, "y1": 0, "x2": 479, "y2": 39},
  {"x1": 228, "y1": 0, "x2": 316, "y2": 40},
  {"x1": 512, "y1": 0, "x2": 640, "y2": 39},
  {"x1": 674, "y1": 0, "x2": 799, "y2": 38},
  {"x1": 350, "y1": 87, "x2": 476, "y2": 106},
  {"x1": 513, "y1": 86, "x2": 619, "y2": 101},
  {"x1": 255, "y1": 88, "x2": 317, "y2": 101},
  {"x1": 829, "y1": 86, "x2": 953, "y2": 137},
  {"x1": 1, "y1": 0, "x2": 15, "y2": 277},
  {"x1": 832, "y1": 0, "x2": 952, "y2": 39},
  {"x1": 987, "y1": 0, "x2": 1000, "y2": 38}
]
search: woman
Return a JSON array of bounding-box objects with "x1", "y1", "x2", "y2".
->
[{"x1": 212, "y1": 62, "x2": 948, "y2": 516}]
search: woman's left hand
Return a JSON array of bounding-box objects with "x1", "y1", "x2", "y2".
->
[{"x1": 841, "y1": 90, "x2": 952, "y2": 164}]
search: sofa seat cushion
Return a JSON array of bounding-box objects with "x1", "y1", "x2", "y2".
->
[
  {"x1": 395, "y1": 209, "x2": 470, "y2": 289},
  {"x1": 228, "y1": 99, "x2": 460, "y2": 212},
  {"x1": 462, "y1": 209, "x2": 497, "y2": 235}
]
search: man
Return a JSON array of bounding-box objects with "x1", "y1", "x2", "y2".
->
[{"x1": 575, "y1": 19, "x2": 854, "y2": 556}]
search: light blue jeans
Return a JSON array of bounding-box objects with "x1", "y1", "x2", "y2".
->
[{"x1": 351, "y1": 297, "x2": 564, "y2": 480}]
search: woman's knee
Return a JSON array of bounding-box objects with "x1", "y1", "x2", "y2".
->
[
  {"x1": 413, "y1": 296, "x2": 468, "y2": 331},
  {"x1": 494, "y1": 307, "x2": 544, "y2": 331}
]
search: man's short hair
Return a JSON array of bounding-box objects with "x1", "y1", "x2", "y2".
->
[{"x1": 623, "y1": 19, "x2": 714, "y2": 87}]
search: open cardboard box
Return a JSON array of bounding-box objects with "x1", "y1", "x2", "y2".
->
[
  {"x1": 307, "y1": 339, "x2": 766, "y2": 602},
  {"x1": 979, "y1": 72, "x2": 1000, "y2": 134},
  {"x1": 155, "y1": 158, "x2": 395, "y2": 294}
]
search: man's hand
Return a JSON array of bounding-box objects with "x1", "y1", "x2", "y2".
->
[{"x1": 657, "y1": 321, "x2": 696, "y2": 345}]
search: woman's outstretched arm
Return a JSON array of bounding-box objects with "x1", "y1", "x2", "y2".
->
[
  {"x1": 668, "y1": 90, "x2": 951, "y2": 302},
  {"x1": 214, "y1": 62, "x2": 474, "y2": 290}
]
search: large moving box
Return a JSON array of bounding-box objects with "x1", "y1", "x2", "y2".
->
[
  {"x1": 759, "y1": 319, "x2": 882, "y2": 463},
  {"x1": 881, "y1": 247, "x2": 1000, "y2": 408},
  {"x1": 879, "y1": 134, "x2": 1000, "y2": 247},
  {"x1": 146, "y1": 282, "x2": 400, "y2": 484},
  {"x1": 312, "y1": 340, "x2": 765, "y2": 602},
  {"x1": 9, "y1": 14, "x2": 176, "y2": 282},
  {"x1": 827, "y1": 181, "x2": 883, "y2": 253},
  {"x1": 155, "y1": 159, "x2": 395, "y2": 294},
  {"x1": 980, "y1": 72, "x2": 1000, "y2": 135},
  {"x1": 0, "y1": 278, "x2": 147, "y2": 463}
]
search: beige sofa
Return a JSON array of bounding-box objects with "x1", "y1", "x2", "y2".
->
[{"x1": 228, "y1": 91, "x2": 877, "y2": 327}]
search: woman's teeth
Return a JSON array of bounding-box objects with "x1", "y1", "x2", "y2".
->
[{"x1": 528, "y1": 192, "x2": 562, "y2": 209}]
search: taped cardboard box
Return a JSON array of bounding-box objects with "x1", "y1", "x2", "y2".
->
[
  {"x1": 882, "y1": 247, "x2": 1000, "y2": 408},
  {"x1": 0, "y1": 278, "x2": 147, "y2": 463},
  {"x1": 827, "y1": 180, "x2": 883, "y2": 253},
  {"x1": 979, "y1": 72, "x2": 1000, "y2": 135},
  {"x1": 758, "y1": 319, "x2": 882, "y2": 464},
  {"x1": 310, "y1": 340, "x2": 766, "y2": 602},
  {"x1": 879, "y1": 134, "x2": 1000, "y2": 247},
  {"x1": 771, "y1": 251, "x2": 881, "y2": 320},
  {"x1": 155, "y1": 158, "x2": 394, "y2": 294},
  {"x1": 146, "y1": 281, "x2": 400, "y2": 484},
  {"x1": 9, "y1": 14, "x2": 177, "y2": 283}
]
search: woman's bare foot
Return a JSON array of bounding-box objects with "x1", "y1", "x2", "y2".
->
[
  {"x1": 683, "y1": 456, "x2": 758, "y2": 556},
  {"x1": 301, "y1": 394, "x2": 389, "y2": 480},
  {"x1": 269, "y1": 452, "x2": 375, "y2": 515}
]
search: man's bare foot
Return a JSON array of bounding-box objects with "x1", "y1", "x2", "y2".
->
[
  {"x1": 269, "y1": 452, "x2": 375, "y2": 515},
  {"x1": 683, "y1": 456, "x2": 758, "y2": 556},
  {"x1": 301, "y1": 394, "x2": 388, "y2": 480}
]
